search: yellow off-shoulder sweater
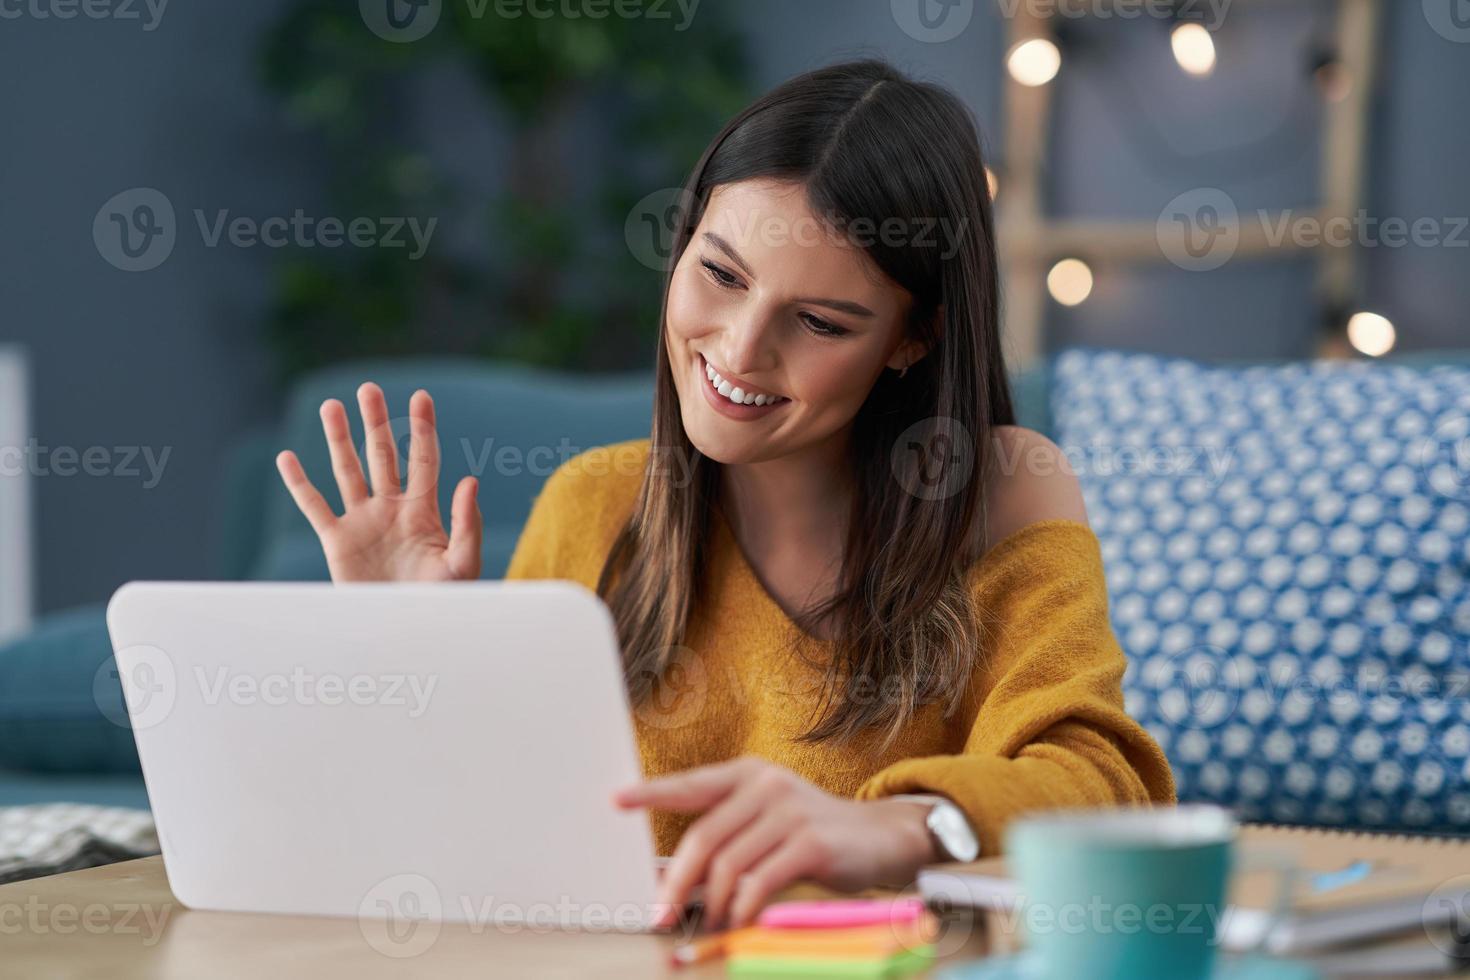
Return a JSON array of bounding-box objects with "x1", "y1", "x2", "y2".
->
[{"x1": 504, "y1": 439, "x2": 1176, "y2": 857}]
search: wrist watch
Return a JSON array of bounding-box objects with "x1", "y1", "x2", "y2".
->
[{"x1": 892, "y1": 793, "x2": 980, "y2": 863}]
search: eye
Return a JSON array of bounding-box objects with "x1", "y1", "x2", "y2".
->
[
  {"x1": 700, "y1": 259, "x2": 740, "y2": 289},
  {"x1": 801, "y1": 313, "x2": 849, "y2": 338}
]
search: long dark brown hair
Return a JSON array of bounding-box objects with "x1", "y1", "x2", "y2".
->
[{"x1": 595, "y1": 58, "x2": 1015, "y2": 748}]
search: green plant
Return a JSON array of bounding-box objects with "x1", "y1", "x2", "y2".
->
[{"x1": 259, "y1": 1, "x2": 752, "y2": 379}]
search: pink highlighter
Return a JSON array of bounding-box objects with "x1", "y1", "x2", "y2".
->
[{"x1": 755, "y1": 897, "x2": 928, "y2": 930}]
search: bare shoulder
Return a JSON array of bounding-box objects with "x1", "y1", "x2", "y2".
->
[{"x1": 975, "y1": 425, "x2": 1089, "y2": 555}]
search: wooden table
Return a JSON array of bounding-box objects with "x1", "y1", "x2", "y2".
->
[{"x1": 0, "y1": 857, "x2": 1010, "y2": 979}]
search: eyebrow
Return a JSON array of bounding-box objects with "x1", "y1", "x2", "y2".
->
[{"x1": 702, "y1": 232, "x2": 876, "y2": 318}]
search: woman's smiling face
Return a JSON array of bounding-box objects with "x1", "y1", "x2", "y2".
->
[{"x1": 664, "y1": 179, "x2": 922, "y2": 465}]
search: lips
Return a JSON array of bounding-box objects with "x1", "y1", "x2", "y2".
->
[
  {"x1": 702, "y1": 355, "x2": 787, "y2": 406},
  {"x1": 696, "y1": 353, "x2": 790, "y2": 421}
]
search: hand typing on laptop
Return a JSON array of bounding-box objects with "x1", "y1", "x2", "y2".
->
[{"x1": 615, "y1": 755, "x2": 941, "y2": 930}]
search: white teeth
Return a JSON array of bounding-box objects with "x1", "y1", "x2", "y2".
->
[{"x1": 703, "y1": 357, "x2": 786, "y2": 406}]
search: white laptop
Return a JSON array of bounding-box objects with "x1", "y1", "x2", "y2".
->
[{"x1": 105, "y1": 580, "x2": 665, "y2": 932}]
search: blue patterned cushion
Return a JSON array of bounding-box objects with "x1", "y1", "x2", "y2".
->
[{"x1": 1051, "y1": 349, "x2": 1470, "y2": 832}]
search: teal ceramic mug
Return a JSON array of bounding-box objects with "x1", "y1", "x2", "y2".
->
[{"x1": 1006, "y1": 804, "x2": 1240, "y2": 980}]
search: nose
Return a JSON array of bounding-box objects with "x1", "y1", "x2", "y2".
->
[{"x1": 716, "y1": 308, "x2": 779, "y2": 379}]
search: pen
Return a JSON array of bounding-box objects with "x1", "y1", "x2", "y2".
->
[
  {"x1": 670, "y1": 927, "x2": 757, "y2": 967},
  {"x1": 670, "y1": 933, "x2": 726, "y2": 967}
]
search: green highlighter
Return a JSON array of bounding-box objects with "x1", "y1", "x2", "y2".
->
[{"x1": 727, "y1": 944, "x2": 936, "y2": 977}]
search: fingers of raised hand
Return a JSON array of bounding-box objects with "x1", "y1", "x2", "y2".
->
[
  {"x1": 357, "y1": 382, "x2": 401, "y2": 496},
  {"x1": 319, "y1": 398, "x2": 368, "y2": 506},
  {"x1": 445, "y1": 476, "x2": 483, "y2": 580},
  {"x1": 405, "y1": 389, "x2": 440, "y2": 503},
  {"x1": 275, "y1": 450, "x2": 336, "y2": 535}
]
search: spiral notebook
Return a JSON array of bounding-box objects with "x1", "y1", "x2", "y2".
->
[{"x1": 917, "y1": 823, "x2": 1470, "y2": 958}]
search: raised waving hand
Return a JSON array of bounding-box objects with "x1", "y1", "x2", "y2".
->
[{"x1": 275, "y1": 383, "x2": 482, "y2": 582}]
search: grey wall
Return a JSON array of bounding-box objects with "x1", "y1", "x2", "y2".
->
[
  {"x1": 1043, "y1": 0, "x2": 1470, "y2": 355},
  {"x1": 0, "y1": 0, "x2": 318, "y2": 613},
  {"x1": 2, "y1": 0, "x2": 1466, "y2": 615},
  {"x1": 736, "y1": 0, "x2": 1005, "y2": 130},
  {"x1": 1368, "y1": 0, "x2": 1470, "y2": 351}
]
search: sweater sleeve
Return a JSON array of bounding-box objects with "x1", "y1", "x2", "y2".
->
[{"x1": 853, "y1": 520, "x2": 1176, "y2": 856}]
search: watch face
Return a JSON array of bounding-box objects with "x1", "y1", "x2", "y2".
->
[{"x1": 930, "y1": 802, "x2": 980, "y2": 862}]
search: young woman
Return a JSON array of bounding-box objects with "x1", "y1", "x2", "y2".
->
[{"x1": 275, "y1": 59, "x2": 1175, "y2": 929}]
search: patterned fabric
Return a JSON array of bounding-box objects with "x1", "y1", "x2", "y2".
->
[
  {"x1": 1051, "y1": 349, "x2": 1470, "y2": 833},
  {"x1": 0, "y1": 804, "x2": 158, "y2": 884}
]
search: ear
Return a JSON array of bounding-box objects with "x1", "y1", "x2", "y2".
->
[{"x1": 885, "y1": 303, "x2": 944, "y2": 372}]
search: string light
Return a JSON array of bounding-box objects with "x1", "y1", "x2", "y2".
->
[
  {"x1": 1007, "y1": 39, "x2": 1062, "y2": 88},
  {"x1": 1170, "y1": 23, "x2": 1217, "y2": 77},
  {"x1": 1047, "y1": 259, "x2": 1094, "y2": 306},
  {"x1": 1346, "y1": 311, "x2": 1396, "y2": 357}
]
